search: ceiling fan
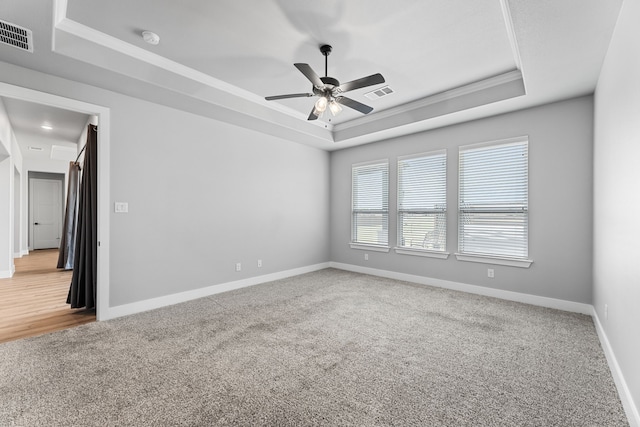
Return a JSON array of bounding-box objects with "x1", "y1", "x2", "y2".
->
[{"x1": 265, "y1": 44, "x2": 385, "y2": 121}]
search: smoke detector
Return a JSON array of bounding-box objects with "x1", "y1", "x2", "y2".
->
[{"x1": 142, "y1": 30, "x2": 160, "y2": 45}]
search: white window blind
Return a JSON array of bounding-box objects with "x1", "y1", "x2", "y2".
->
[
  {"x1": 397, "y1": 150, "x2": 447, "y2": 252},
  {"x1": 352, "y1": 161, "x2": 389, "y2": 247},
  {"x1": 458, "y1": 138, "x2": 528, "y2": 259}
]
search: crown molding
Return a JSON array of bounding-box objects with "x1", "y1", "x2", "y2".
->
[
  {"x1": 332, "y1": 70, "x2": 525, "y2": 143},
  {"x1": 334, "y1": 70, "x2": 523, "y2": 133}
]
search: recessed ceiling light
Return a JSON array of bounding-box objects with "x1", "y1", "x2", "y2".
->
[
  {"x1": 41, "y1": 124, "x2": 53, "y2": 130},
  {"x1": 142, "y1": 30, "x2": 160, "y2": 45}
]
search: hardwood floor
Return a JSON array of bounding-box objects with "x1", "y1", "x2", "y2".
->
[{"x1": 0, "y1": 249, "x2": 95, "y2": 344}]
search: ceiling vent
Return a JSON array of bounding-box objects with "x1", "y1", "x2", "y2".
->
[
  {"x1": 0, "y1": 19, "x2": 33, "y2": 52},
  {"x1": 364, "y1": 86, "x2": 394, "y2": 101}
]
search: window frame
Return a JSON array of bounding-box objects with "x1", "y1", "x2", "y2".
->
[
  {"x1": 350, "y1": 159, "x2": 390, "y2": 252},
  {"x1": 455, "y1": 136, "x2": 533, "y2": 268},
  {"x1": 395, "y1": 149, "x2": 449, "y2": 259}
]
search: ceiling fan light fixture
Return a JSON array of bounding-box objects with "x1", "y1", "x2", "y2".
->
[
  {"x1": 314, "y1": 96, "x2": 328, "y2": 113},
  {"x1": 329, "y1": 99, "x2": 342, "y2": 116}
]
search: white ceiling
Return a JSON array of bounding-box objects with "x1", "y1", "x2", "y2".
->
[
  {"x1": 1, "y1": 97, "x2": 89, "y2": 160},
  {"x1": 0, "y1": 0, "x2": 624, "y2": 151},
  {"x1": 65, "y1": 0, "x2": 518, "y2": 125}
]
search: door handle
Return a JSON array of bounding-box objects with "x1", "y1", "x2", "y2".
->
[{"x1": 34, "y1": 222, "x2": 39, "y2": 225}]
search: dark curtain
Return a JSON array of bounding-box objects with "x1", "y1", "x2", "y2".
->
[
  {"x1": 67, "y1": 124, "x2": 98, "y2": 309},
  {"x1": 57, "y1": 161, "x2": 81, "y2": 270}
]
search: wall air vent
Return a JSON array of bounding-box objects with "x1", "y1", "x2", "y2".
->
[
  {"x1": 0, "y1": 19, "x2": 33, "y2": 52},
  {"x1": 364, "y1": 85, "x2": 394, "y2": 101}
]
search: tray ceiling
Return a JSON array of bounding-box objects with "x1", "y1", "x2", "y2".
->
[{"x1": 0, "y1": 0, "x2": 624, "y2": 150}]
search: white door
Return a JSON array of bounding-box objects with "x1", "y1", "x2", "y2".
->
[{"x1": 31, "y1": 179, "x2": 63, "y2": 250}]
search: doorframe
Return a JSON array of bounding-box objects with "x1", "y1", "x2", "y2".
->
[
  {"x1": 0, "y1": 82, "x2": 111, "y2": 321},
  {"x1": 28, "y1": 173, "x2": 65, "y2": 250}
]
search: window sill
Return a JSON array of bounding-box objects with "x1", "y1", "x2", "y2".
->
[
  {"x1": 350, "y1": 243, "x2": 390, "y2": 253},
  {"x1": 394, "y1": 247, "x2": 450, "y2": 259},
  {"x1": 455, "y1": 253, "x2": 533, "y2": 268}
]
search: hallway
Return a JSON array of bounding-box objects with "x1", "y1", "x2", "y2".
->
[{"x1": 0, "y1": 249, "x2": 95, "y2": 343}]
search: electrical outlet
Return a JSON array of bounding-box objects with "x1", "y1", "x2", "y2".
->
[
  {"x1": 235, "y1": 262, "x2": 241, "y2": 272},
  {"x1": 364, "y1": 253, "x2": 369, "y2": 261},
  {"x1": 487, "y1": 268, "x2": 495, "y2": 278},
  {"x1": 604, "y1": 304, "x2": 608, "y2": 320},
  {"x1": 257, "y1": 259, "x2": 262, "y2": 268}
]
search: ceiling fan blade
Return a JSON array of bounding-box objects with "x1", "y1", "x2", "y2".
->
[
  {"x1": 337, "y1": 73, "x2": 385, "y2": 93},
  {"x1": 336, "y1": 96, "x2": 374, "y2": 114},
  {"x1": 307, "y1": 106, "x2": 319, "y2": 121},
  {"x1": 265, "y1": 93, "x2": 314, "y2": 101},
  {"x1": 294, "y1": 63, "x2": 324, "y2": 88}
]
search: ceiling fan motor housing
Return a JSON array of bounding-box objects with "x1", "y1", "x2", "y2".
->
[{"x1": 314, "y1": 76, "x2": 340, "y2": 95}]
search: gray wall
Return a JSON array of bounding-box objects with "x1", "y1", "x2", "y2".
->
[
  {"x1": 594, "y1": 0, "x2": 640, "y2": 416},
  {"x1": 109, "y1": 99, "x2": 330, "y2": 305},
  {"x1": 0, "y1": 61, "x2": 330, "y2": 308},
  {"x1": 331, "y1": 96, "x2": 594, "y2": 304}
]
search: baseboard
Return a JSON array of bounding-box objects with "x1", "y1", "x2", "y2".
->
[
  {"x1": 329, "y1": 262, "x2": 637, "y2": 425},
  {"x1": 97, "y1": 260, "x2": 636, "y2": 425},
  {"x1": 0, "y1": 269, "x2": 13, "y2": 279},
  {"x1": 101, "y1": 262, "x2": 331, "y2": 321},
  {"x1": 592, "y1": 309, "x2": 640, "y2": 427},
  {"x1": 21, "y1": 250, "x2": 29, "y2": 256},
  {"x1": 13, "y1": 252, "x2": 22, "y2": 259},
  {"x1": 329, "y1": 262, "x2": 592, "y2": 315},
  {"x1": 95, "y1": 260, "x2": 637, "y2": 425}
]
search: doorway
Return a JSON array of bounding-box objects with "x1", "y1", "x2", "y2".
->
[
  {"x1": 0, "y1": 81, "x2": 111, "y2": 322},
  {"x1": 29, "y1": 173, "x2": 65, "y2": 250}
]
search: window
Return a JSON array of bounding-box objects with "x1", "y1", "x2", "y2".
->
[
  {"x1": 351, "y1": 160, "x2": 389, "y2": 249},
  {"x1": 396, "y1": 150, "x2": 448, "y2": 257},
  {"x1": 457, "y1": 137, "x2": 532, "y2": 267}
]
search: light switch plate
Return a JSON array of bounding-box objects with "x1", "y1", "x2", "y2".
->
[{"x1": 114, "y1": 202, "x2": 128, "y2": 213}]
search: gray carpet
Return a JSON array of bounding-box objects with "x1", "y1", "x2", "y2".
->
[{"x1": 0, "y1": 268, "x2": 629, "y2": 426}]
